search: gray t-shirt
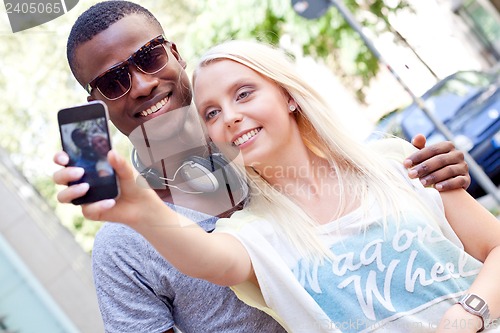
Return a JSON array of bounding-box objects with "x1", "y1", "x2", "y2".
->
[{"x1": 92, "y1": 204, "x2": 285, "y2": 333}]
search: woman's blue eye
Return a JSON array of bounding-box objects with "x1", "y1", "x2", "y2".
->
[
  {"x1": 205, "y1": 109, "x2": 219, "y2": 120},
  {"x1": 237, "y1": 91, "x2": 250, "y2": 100}
]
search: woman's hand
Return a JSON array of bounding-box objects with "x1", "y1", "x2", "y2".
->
[
  {"x1": 52, "y1": 151, "x2": 89, "y2": 203},
  {"x1": 79, "y1": 150, "x2": 160, "y2": 226}
]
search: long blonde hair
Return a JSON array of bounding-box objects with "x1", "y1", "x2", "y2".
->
[{"x1": 193, "y1": 40, "x2": 440, "y2": 261}]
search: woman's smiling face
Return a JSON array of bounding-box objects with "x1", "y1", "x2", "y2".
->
[{"x1": 194, "y1": 59, "x2": 298, "y2": 168}]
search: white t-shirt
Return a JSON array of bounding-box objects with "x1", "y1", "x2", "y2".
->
[
  {"x1": 96, "y1": 158, "x2": 113, "y2": 176},
  {"x1": 215, "y1": 141, "x2": 497, "y2": 333}
]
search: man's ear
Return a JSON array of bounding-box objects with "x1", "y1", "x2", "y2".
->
[{"x1": 169, "y1": 43, "x2": 187, "y2": 69}]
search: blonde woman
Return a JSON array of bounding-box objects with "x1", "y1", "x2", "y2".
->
[
  {"x1": 91, "y1": 133, "x2": 113, "y2": 177},
  {"x1": 81, "y1": 40, "x2": 500, "y2": 333}
]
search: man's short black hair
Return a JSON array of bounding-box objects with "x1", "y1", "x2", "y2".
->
[
  {"x1": 71, "y1": 128, "x2": 88, "y2": 147},
  {"x1": 67, "y1": 0, "x2": 162, "y2": 80}
]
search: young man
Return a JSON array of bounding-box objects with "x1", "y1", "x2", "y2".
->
[{"x1": 53, "y1": 2, "x2": 471, "y2": 332}]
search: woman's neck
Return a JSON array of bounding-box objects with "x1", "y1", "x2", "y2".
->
[
  {"x1": 262, "y1": 153, "x2": 332, "y2": 189},
  {"x1": 254, "y1": 150, "x2": 360, "y2": 224}
]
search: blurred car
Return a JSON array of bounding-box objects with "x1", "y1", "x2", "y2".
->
[{"x1": 370, "y1": 70, "x2": 500, "y2": 198}]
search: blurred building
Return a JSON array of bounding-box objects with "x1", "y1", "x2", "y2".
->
[
  {"x1": 0, "y1": 148, "x2": 103, "y2": 332},
  {"x1": 363, "y1": 0, "x2": 500, "y2": 123},
  {"x1": 451, "y1": 0, "x2": 500, "y2": 63}
]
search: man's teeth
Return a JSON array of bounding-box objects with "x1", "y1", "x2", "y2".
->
[
  {"x1": 140, "y1": 97, "x2": 168, "y2": 117},
  {"x1": 233, "y1": 128, "x2": 261, "y2": 146}
]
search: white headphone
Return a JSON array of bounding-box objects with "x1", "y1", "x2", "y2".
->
[{"x1": 131, "y1": 147, "x2": 249, "y2": 206}]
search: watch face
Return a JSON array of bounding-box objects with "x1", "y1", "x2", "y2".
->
[{"x1": 466, "y1": 295, "x2": 486, "y2": 310}]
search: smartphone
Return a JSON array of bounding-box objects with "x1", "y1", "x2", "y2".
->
[{"x1": 57, "y1": 100, "x2": 119, "y2": 205}]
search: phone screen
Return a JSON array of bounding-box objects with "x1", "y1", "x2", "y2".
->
[{"x1": 58, "y1": 101, "x2": 119, "y2": 205}]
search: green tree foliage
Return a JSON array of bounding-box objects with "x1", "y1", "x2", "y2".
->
[{"x1": 183, "y1": 0, "x2": 412, "y2": 100}]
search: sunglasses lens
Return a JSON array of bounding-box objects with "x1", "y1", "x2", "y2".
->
[
  {"x1": 135, "y1": 43, "x2": 168, "y2": 74},
  {"x1": 96, "y1": 66, "x2": 131, "y2": 100}
]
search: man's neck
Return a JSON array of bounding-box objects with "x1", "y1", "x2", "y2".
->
[
  {"x1": 154, "y1": 188, "x2": 173, "y2": 201},
  {"x1": 128, "y1": 104, "x2": 209, "y2": 170}
]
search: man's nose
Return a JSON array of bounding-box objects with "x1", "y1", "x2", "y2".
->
[{"x1": 128, "y1": 68, "x2": 159, "y2": 99}]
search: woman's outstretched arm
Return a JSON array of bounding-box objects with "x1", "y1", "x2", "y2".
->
[{"x1": 81, "y1": 150, "x2": 254, "y2": 287}]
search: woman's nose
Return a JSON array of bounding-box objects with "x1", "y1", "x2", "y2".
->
[{"x1": 223, "y1": 107, "x2": 243, "y2": 127}]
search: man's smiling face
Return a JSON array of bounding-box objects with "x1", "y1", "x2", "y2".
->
[{"x1": 74, "y1": 14, "x2": 193, "y2": 136}]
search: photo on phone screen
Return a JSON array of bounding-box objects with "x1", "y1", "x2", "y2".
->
[{"x1": 58, "y1": 101, "x2": 119, "y2": 205}]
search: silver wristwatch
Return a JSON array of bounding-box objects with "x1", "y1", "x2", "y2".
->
[{"x1": 458, "y1": 293, "x2": 490, "y2": 332}]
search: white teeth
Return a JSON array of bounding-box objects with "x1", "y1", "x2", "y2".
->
[
  {"x1": 233, "y1": 128, "x2": 261, "y2": 146},
  {"x1": 140, "y1": 97, "x2": 168, "y2": 117}
]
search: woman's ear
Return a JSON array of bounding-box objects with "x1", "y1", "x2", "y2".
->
[
  {"x1": 169, "y1": 42, "x2": 187, "y2": 69},
  {"x1": 287, "y1": 96, "x2": 298, "y2": 113}
]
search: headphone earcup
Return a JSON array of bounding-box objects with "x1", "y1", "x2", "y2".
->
[
  {"x1": 209, "y1": 154, "x2": 244, "y2": 192},
  {"x1": 179, "y1": 156, "x2": 221, "y2": 192},
  {"x1": 140, "y1": 167, "x2": 166, "y2": 189},
  {"x1": 182, "y1": 154, "x2": 248, "y2": 204},
  {"x1": 210, "y1": 154, "x2": 249, "y2": 205},
  {"x1": 132, "y1": 150, "x2": 165, "y2": 189}
]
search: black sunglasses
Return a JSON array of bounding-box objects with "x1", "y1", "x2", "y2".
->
[{"x1": 85, "y1": 35, "x2": 170, "y2": 100}]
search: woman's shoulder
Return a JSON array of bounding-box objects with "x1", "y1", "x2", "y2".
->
[
  {"x1": 367, "y1": 137, "x2": 417, "y2": 162},
  {"x1": 215, "y1": 209, "x2": 274, "y2": 235}
]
